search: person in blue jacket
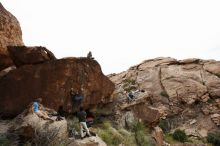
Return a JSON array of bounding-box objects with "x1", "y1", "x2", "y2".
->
[{"x1": 32, "y1": 98, "x2": 53, "y2": 121}]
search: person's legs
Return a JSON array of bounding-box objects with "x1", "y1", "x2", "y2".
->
[
  {"x1": 80, "y1": 122, "x2": 84, "y2": 138},
  {"x1": 127, "y1": 96, "x2": 133, "y2": 103},
  {"x1": 81, "y1": 122, "x2": 91, "y2": 136},
  {"x1": 35, "y1": 110, "x2": 53, "y2": 121}
]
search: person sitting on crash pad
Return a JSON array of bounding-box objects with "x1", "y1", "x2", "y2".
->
[{"x1": 32, "y1": 98, "x2": 54, "y2": 121}]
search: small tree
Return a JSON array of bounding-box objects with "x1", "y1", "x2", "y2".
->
[
  {"x1": 160, "y1": 90, "x2": 169, "y2": 98},
  {"x1": 207, "y1": 131, "x2": 220, "y2": 146},
  {"x1": 133, "y1": 122, "x2": 153, "y2": 146},
  {"x1": 172, "y1": 129, "x2": 187, "y2": 142},
  {"x1": 159, "y1": 119, "x2": 170, "y2": 133}
]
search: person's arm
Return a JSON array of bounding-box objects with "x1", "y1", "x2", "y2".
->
[
  {"x1": 84, "y1": 111, "x2": 87, "y2": 119},
  {"x1": 30, "y1": 103, "x2": 34, "y2": 113}
]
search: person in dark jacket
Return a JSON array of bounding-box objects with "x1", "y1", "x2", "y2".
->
[
  {"x1": 77, "y1": 107, "x2": 91, "y2": 139},
  {"x1": 70, "y1": 88, "x2": 84, "y2": 108},
  {"x1": 56, "y1": 106, "x2": 65, "y2": 121}
]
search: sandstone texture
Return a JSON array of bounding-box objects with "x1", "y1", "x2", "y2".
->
[
  {"x1": 0, "y1": 2, "x2": 115, "y2": 120},
  {"x1": 0, "y1": 3, "x2": 23, "y2": 70},
  {"x1": 152, "y1": 126, "x2": 164, "y2": 146},
  {"x1": 0, "y1": 54, "x2": 14, "y2": 70},
  {"x1": 0, "y1": 57, "x2": 114, "y2": 117},
  {"x1": 109, "y1": 57, "x2": 220, "y2": 139},
  {"x1": 70, "y1": 136, "x2": 107, "y2": 146}
]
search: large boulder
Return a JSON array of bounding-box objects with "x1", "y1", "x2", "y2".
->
[
  {"x1": 8, "y1": 46, "x2": 56, "y2": 67},
  {"x1": 69, "y1": 136, "x2": 107, "y2": 146},
  {"x1": 9, "y1": 108, "x2": 68, "y2": 146},
  {"x1": 204, "y1": 61, "x2": 220, "y2": 77},
  {"x1": 161, "y1": 64, "x2": 207, "y2": 104},
  {"x1": 131, "y1": 104, "x2": 161, "y2": 126},
  {"x1": 152, "y1": 126, "x2": 164, "y2": 146},
  {"x1": 0, "y1": 3, "x2": 23, "y2": 69},
  {"x1": 0, "y1": 58, "x2": 115, "y2": 117},
  {"x1": 0, "y1": 54, "x2": 13, "y2": 70},
  {"x1": 0, "y1": 3, "x2": 23, "y2": 55}
]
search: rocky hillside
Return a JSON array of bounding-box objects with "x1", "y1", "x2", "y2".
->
[{"x1": 109, "y1": 57, "x2": 220, "y2": 140}]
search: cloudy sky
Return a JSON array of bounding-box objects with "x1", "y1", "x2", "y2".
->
[{"x1": 2, "y1": 0, "x2": 220, "y2": 74}]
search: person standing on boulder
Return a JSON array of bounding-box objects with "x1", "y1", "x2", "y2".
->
[{"x1": 77, "y1": 107, "x2": 91, "y2": 139}]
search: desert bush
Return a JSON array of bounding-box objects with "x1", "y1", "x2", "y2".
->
[
  {"x1": 133, "y1": 122, "x2": 153, "y2": 146},
  {"x1": 124, "y1": 79, "x2": 136, "y2": 85},
  {"x1": 67, "y1": 116, "x2": 80, "y2": 132},
  {"x1": 207, "y1": 131, "x2": 220, "y2": 146},
  {"x1": 28, "y1": 121, "x2": 69, "y2": 146},
  {"x1": 159, "y1": 119, "x2": 170, "y2": 133},
  {"x1": 118, "y1": 128, "x2": 137, "y2": 146},
  {"x1": 96, "y1": 121, "x2": 123, "y2": 146},
  {"x1": 164, "y1": 133, "x2": 178, "y2": 144},
  {"x1": 95, "y1": 120, "x2": 153, "y2": 146},
  {"x1": 0, "y1": 135, "x2": 10, "y2": 146},
  {"x1": 160, "y1": 90, "x2": 169, "y2": 98},
  {"x1": 0, "y1": 133, "x2": 20, "y2": 146},
  {"x1": 207, "y1": 98, "x2": 214, "y2": 104},
  {"x1": 172, "y1": 129, "x2": 187, "y2": 142}
]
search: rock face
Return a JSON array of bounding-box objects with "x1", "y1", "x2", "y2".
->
[
  {"x1": 0, "y1": 3, "x2": 23, "y2": 54},
  {"x1": 70, "y1": 136, "x2": 107, "y2": 146},
  {"x1": 8, "y1": 46, "x2": 56, "y2": 67},
  {"x1": 0, "y1": 57, "x2": 115, "y2": 117},
  {"x1": 152, "y1": 126, "x2": 164, "y2": 146},
  {"x1": 0, "y1": 3, "x2": 23, "y2": 69},
  {"x1": 0, "y1": 54, "x2": 14, "y2": 70},
  {"x1": 109, "y1": 57, "x2": 220, "y2": 138}
]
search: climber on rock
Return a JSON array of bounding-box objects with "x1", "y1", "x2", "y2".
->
[
  {"x1": 70, "y1": 88, "x2": 84, "y2": 109},
  {"x1": 127, "y1": 89, "x2": 145, "y2": 103}
]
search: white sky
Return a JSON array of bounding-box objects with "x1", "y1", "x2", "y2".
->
[{"x1": 2, "y1": 0, "x2": 220, "y2": 74}]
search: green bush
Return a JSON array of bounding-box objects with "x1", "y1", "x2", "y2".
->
[
  {"x1": 164, "y1": 133, "x2": 179, "y2": 144},
  {"x1": 207, "y1": 131, "x2": 220, "y2": 146},
  {"x1": 96, "y1": 121, "x2": 153, "y2": 146},
  {"x1": 124, "y1": 79, "x2": 136, "y2": 85},
  {"x1": 67, "y1": 117, "x2": 80, "y2": 131},
  {"x1": 0, "y1": 135, "x2": 10, "y2": 146},
  {"x1": 160, "y1": 90, "x2": 169, "y2": 98},
  {"x1": 118, "y1": 129, "x2": 137, "y2": 146},
  {"x1": 172, "y1": 129, "x2": 187, "y2": 142},
  {"x1": 133, "y1": 122, "x2": 153, "y2": 146},
  {"x1": 96, "y1": 121, "x2": 123, "y2": 146},
  {"x1": 159, "y1": 119, "x2": 170, "y2": 133},
  {"x1": 207, "y1": 98, "x2": 214, "y2": 104}
]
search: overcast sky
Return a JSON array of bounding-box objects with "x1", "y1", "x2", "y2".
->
[{"x1": 2, "y1": 0, "x2": 220, "y2": 74}]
